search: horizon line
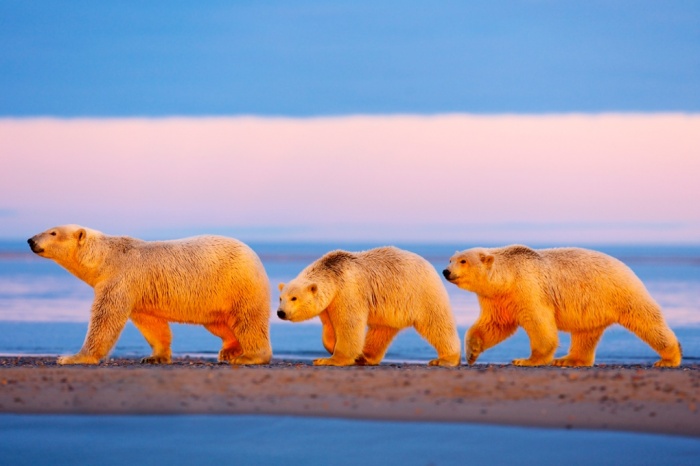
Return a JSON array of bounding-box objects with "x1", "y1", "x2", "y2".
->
[{"x1": 2, "y1": 111, "x2": 700, "y2": 121}]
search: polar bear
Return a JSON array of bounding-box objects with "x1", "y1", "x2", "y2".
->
[
  {"x1": 28, "y1": 225, "x2": 272, "y2": 365},
  {"x1": 277, "y1": 247, "x2": 461, "y2": 366},
  {"x1": 443, "y1": 245, "x2": 682, "y2": 367}
]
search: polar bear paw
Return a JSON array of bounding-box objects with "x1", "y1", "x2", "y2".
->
[
  {"x1": 653, "y1": 358, "x2": 680, "y2": 368},
  {"x1": 57, "y1": 354, "x2": 99, "y2": 365},
  {"x1": 140, "y1": 355, "x2": 171, "y2": 364},
  {"x1": 355, "y1": 355, "x2": 380, "y2": 366},
  {"x1": 552, "y1": 356, "x2": 591, "y2": 367},
  {"x1": 513, "y1": 357, "x2": 547, "y2": 367},
  {"x1": 428, "y1": 356, "x2": 460, "y2": 367},
  {"x1": 313, "y1": 357, "x2": 355, "y2": 366}
]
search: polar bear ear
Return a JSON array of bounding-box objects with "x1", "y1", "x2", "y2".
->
[
  {"x1": 479, "y1": 253, "x2": 494, "y2": 266},
  {"x1": 309, "y1": 283, "x2": 318, "y2": 294},
  {"x1": 278, "y1": 283, "x2": 285, "y2": 292},
  {"x1": 74, "y1": 228, "x2": 87, "y2": 245}
]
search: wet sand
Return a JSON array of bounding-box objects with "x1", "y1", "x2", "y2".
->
[{"x1": 1, "y1": 357, "x2": 698, "y2": 437}]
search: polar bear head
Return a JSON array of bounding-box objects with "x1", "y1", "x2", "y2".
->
[
  {"x1": 442, "y1": 248, "x2": 494, "y2": 293},
  {"x1": 276, "y1": 279, "x2": 330, "y2": 322},
  {"x1": 277, "y1": 251, "x2": 351, "y2": 322},
  {"x1": 27, "y1": 225, "x2": 89, "y2": 261},
  {"x1": 27, "y1": 225, "x2": 107, "y2": 284},
  {"x1": 277, "y1": 267, "x2": 338, "y2": 322}
]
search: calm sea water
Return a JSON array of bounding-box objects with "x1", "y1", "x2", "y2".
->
[
  {"x1": 0, "y1": 240, "x2": 698, "y2": 364},
  {"x1": 3, "y1": 414, "x2": 700, "y2": 466}
]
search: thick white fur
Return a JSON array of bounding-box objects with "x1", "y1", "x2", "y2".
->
[
  {"x1": 278, "y1": 247, "x2": 461, "y2": 366},
  {"x1": 444, "y1": 245, "x2": 682, "y2": 367},
  {"x1": 28, "y1": 225, "x2": 271, "y2": 365}
]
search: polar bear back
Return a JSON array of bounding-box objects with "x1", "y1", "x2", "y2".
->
[
  {"x1": 105, "y1": 235, "x2": 270, "y2": 323},
  {"x1": 535, "y1": 248, "x2": 658, "y2": 330},
  {"x1": 338, "y1": 247, "x2": 451, "y2": 326}
]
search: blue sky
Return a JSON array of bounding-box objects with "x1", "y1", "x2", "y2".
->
[
  {"x1": 2, "y1": 2, "x2": 699, "y2": 244},
  {"x1": 1, "y1": 1, "x2": 699, "y2": 116}
]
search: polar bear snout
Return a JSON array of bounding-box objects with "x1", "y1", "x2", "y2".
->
[
  {"x1": 27, "y1": 237, "x2": 44, "y2": 254},
  {"x1": 277, "y1": 309, "x2": 287, "y2": 320},
  {"x1": 442, "y1": 269, "x2": 452, "y2": 280}
]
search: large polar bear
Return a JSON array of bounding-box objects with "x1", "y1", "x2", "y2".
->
[
  {"x1": 443, "y1": 245, "x2": 682, "y2": 367},
  {"x1": 277, "y1": 247, "x2": 461, "y2": 366},
  {"x1": 28, "y1": 225, "x2": 272, "y2": 365}
]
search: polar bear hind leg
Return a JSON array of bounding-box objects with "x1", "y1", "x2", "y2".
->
[
  {"x1": 356, "y1": 325, "x2": 400, "y2": 365},
  {"x1": 414, "y1": 318, "x2": 461, "y2": 367},
  {"x1": 552, "y1": 328, "x2": 604, "y2": 367},
  {"x1": 618, "y1": 309, "x2": 682, "y2": 367},
  {"x1": 131, "y1": 312, "x2": 173, "y2": 364},
  {"x1": 204, "y1": 321, "x2": 243, "y2": 362},
  {"x1": 513, "y1": 310, "x2": 558, "y2": 367}
]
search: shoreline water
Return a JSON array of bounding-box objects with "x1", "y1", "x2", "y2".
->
[{"x1": 3, "y1": 414, "x2": 700, "y2": 466}]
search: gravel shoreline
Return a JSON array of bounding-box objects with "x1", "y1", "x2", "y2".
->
[{"x1": 1, "y1": 357, "x2": 698, "y2": 437}]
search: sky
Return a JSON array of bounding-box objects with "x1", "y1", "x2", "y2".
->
[{"x1": 1, "y1": 2, "x2": 699, "y2": 244}]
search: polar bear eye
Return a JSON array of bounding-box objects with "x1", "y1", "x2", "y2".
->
[
  {"x1": 291, "y1": 297, "x2": 297, "y2": 301},
  {"x1": 460, "y1": 260, "x2": 466, "y2": 264},
  {"x1": 50, "y1": 232, "x2": 57, "y2": 236}
]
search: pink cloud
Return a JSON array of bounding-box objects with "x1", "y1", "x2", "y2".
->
[{"x1": 1, "y1": 114, "x2": 699, "y2": 242}]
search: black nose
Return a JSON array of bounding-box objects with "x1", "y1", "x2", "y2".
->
[
  {"x1": 27, "y1": 238, "x2": 43, "y2": 253},
  {"x1": 277, "y1": 309, "x2": 286, "y2": 320},
  {"x1": 442, "y1": 269, "x2": 451, "y2": 279}
]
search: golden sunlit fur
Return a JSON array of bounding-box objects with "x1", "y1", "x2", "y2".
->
[
  {"x1": 443, "y1": 245, "x2": 681, "y2": 367},
  {"x1": 278, "y1": 247, "x2": 461, "y2": 367},
  {"x1": 28, "y1": 225, "x2": 272, "y2": 365}
]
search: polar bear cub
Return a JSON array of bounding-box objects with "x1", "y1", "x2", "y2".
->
[{"x1": 277, "y1": 247, "x2": 461, "y2": 366}]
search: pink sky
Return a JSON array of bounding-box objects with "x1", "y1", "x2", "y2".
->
[{"x1": 1, "y1": 114, "x2": 699, "y2": 243}]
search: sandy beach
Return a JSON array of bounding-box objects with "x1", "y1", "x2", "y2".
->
[{"x1": 1, "y1": 357, "x2": 698, "y2": 438}]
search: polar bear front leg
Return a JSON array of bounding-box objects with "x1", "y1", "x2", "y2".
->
[
  {"x1": 57, "y1": 353, "x2": 101, "y2": 365},
  {"x1": 58, "y1": 285, "x2": 130, "y2": 365},
  {"x1": 465, "y1": 316, "x2": 518, "y2": 365},
  {"x1": 356, "y1": 325, "x2": 400, "y2": 365},
  {"x1": 314, "y1": 313, "x2": 365, "y2": 366},
  {"x1": 513, "y1": 311, "x2": 558, "y2": 367},
  {"x1": 318, "y1": 310, "x2": 336, "y2": 354}
]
